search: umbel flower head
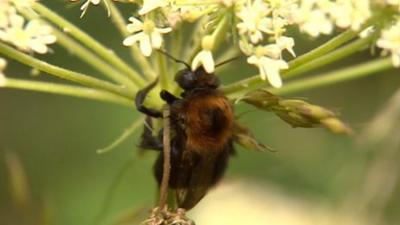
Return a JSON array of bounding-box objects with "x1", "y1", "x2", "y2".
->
[
  {"x1": 2, "y1": 1, "x2": 400, "y2": 224},
  {"x1": 123, "y1": 17, "x2": 172, "y2": 57},
  {"x1": 0, "y1": 0, "x2": 56, "y2": 54},
  {"x1": 377, "y1": 20, "x2": 400, "y2": 67}
]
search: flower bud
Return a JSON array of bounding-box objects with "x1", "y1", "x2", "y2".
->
[
  {"x1": 244, "y1": 89, "x2": 352, "y2": 135},
  {"x1": 233, "y1": 122, "x2": 268, "y2": 152}
]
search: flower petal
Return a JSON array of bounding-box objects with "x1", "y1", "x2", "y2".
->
[
  {"x1": 127, "y1": 17, "x2": 143, "y2": 33},
  {"x1": 191, "y1": 50, "x2": 215, "y2": 73},
  {"x1": 29, "y1": 40, "x2": 48, "y2": 54},
  {"x1": 151, "y1": 31, "x2": 162, "y2": 49},
  {"x1": 157, "y1": 27, "x2": 172, "y2": 34},
  {"x1": 202, "y1": 51, "x2": 215, "y2": 73},
  {"x1": 123, "y1": 34, "x2": 140, "y2": 46},
  {"x1": 139, "y1": 34, "x2": 152, "y2": 57},
  {"x1": 139, "y1": 0, "x2": 168, "y2": 15},
  {"x1": 191, "y1": 51, "x2": 202, "y2": 71}
]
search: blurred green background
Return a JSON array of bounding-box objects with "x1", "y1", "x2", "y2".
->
[{"x1": 1, "y1": 1, "x2": 400, "y2": 225}]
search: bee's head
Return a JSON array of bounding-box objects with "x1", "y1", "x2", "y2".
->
[{"x1": 175, "y1": 66, "x2": 220, "y2": 90}]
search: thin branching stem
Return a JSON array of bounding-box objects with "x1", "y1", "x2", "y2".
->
[
  {"x1": 283, "y1": 34, "x2": 375, "y2": 79},
  {"x1": 32, "y1": 2, "x2": 146, "y2": 86},
  {"x1": 2, "y1": 78, "x2": 132, "y2": 107},
  {"x1": 104, "y1": 0, "x2": 157, "y2": 80},
  {"x1": 158, "y1": 52, "x2": 171, "y2": 90},
  {"x1": 0, "y1": 43, "x2": 134, "y2": 98},
  {"x1": 270, "y1": 58, "x2": 393, "y2": 96},
  {"x1": 17, "y1": 7, "x2": 137, "y2": 90},
  {"x1": 53, "y1": 29, "x2": 138, "y2": 90},
  {"x1": 222, "y1": 30, "x2": 375, "y2": 96},
  {"x1": 97, "y1": 116, "x2": 145, "y2": 154}
]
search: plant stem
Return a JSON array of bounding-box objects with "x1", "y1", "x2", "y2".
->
[
  {"x1": 284, "y1": 34, "x2": 375, "y2": 79},
  {"x1": 159, "y1": 107, "x2": 171, "y2": 209},
  {"x1": 2, "y1": 78, "x2": 132, "y2": 107},
  {"x1": 184, "y1": 19, "x2": 205, "y2": 62},
  {"x1": 97, "y1": 116, "x2": 144, "y2": 154},
  {"x1": 270, "y1": 58, "x2": 393, "y2": 96},
  {"x1": 32, "y1": 2, "x2": 146, "y2": 86},
  {"x1": 53, "y1": 29, "x2": 138, "y2": 91},
  {"x1": 17, "y1": 7, "x2": 138, "y2": 90},
  {"x1": 104, "y1": 0, "x2": 156, "y2": 80},
  {"x1": 289, "y1": 29, "x2": 357, "y2": 70},
  {"x1": 158, "y1": 52, "x2": 171, "y2": 90},
  {"x1": 0, "y1": 42, "x2": 134, "y2": 98},
  {"x1": 222, "y1": 31, "x2": 372, "y2": 95}
]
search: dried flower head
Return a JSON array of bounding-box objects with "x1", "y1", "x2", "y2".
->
[{"x1": 142, "y1": 207, "x2": 194, "y2": 225}]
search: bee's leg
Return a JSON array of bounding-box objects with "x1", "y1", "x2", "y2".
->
[
  {"x1": 160, "y1": 90, "x2": 180, "y2": 105},
  {"x1": 139, "y1": 117, "x2": 163, "y2": 151},
  {"x1": 135, "y1": 79, "x2": 162, "y2": 118}
]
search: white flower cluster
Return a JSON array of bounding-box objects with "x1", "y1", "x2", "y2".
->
[
  {"x1": 123, "y1": 17, "x2": 172, "y2": 57},
  {"x1": 376, "y1": 1, "x2": 400, "y2": 67},
  {"x1": 81, "y1": 0, "x2": 400, "y2": 87},
  {"x1": 293, "y1": 0, "x2": 371, "y2": 37},
  {"x1": 0, "y1": 0, "x2": 57, "y2": 54},
  {"x1": 236, "y1": 0, "x2": 297, "y2": 88}
]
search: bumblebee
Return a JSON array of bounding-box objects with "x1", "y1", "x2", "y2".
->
[{"x1": 135, "y1": 64, "x2": 234, "y2": 210}]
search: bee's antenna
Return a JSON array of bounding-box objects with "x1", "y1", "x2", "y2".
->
[
  {"x1": 157, "y1": 49, "x2": 190, "y2": 68},
  {"x1": 216, "y1": 55, "x2": 241, "y2": 68}
]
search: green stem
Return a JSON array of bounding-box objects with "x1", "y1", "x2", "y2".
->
[
  {"x1": 97, "y1": 116, "x2": 144, "y2": 154},
  {"x1": 105, "y1": 0, "x2": 156, "y2": 80},
  {"x1": 289, "y1": 29, "x2": 357, "y2": 70},
  {"x1": 284, "y1": 34, "x2": 375, "y2": 79},
  {"x1": 158, "y1": 51, "x2": 170, "y2": 90},
  {"x1": 32, "y1": 2, "x2": 146, "y2": 86},
  {"x1": 17, "y1": 7, "x2": 137, "y2": 90},
  {"x1": 222, "y1": 31, "x2": 373, "y2": 95},
  {"x1": 184, "y1": 19, "x2": 205, "y2": 62},
  {"x1": 2, "y1": 78, "x2": 132, "y2": 107},
  {"x1": 0, "y1": 42, "x2": 134, "y2": 98},
  {"x1": 210, "y1": 13, "x2": 230, "y2": 50},
  {"x1": 270, "y1": 58, "x2": 393, "y2": 96},
  {"x1": 188, "y1": 11, "x2": 228, "y2": 62},
  {"x1": 53, "y1": 29, "x2": 138, "y2": 91}
]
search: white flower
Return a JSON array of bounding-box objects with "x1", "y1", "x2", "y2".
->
[
  {"x1": 0, "y1": 2, "x2": 13, "y2": 29},
  {"x1": 0, "y1": 14, "x2": 57, "y2": 54},
  {"x1": 11, "y1": 0, "x2": 35, "y2": 9},
  {"x1": 123, "y1": 17, "x2": 172, "y2": 57},
  {"x1": 262, "y1": 43, "x2": 282, "y2": 59},
  {"x1": 236, "y1": 0, "x2": 272, "y2": 44},
  {"x1": 0, "y1": 57, "x2": 6, "y2": 86},
  {"x1": 293, "y1": 0, "x2": 334, "y2": 37},
  {"x1": 139, "y1": 0, "x2": 169, "y2": 15},
  {"x1": 276, "y1": 36, "x2": 296, "y2": 57},
  {"x1": 80, "y1": 0, "x2": 104, "y2": 18},
  {"x1": 191, "y1": 35, "x2": 215, "y2": 73},
  {"x1": 377, "y1": 21, "x2": 400, "y2": 67},
  {"x1": 192, "y1": 50, "x2": 215, "y2": 74},
  {"x1": 247, "y1": 55, "x2": 287, "y2": 88},
  {"x1": 329, "y1": 0, "x2": 371, "y2": 31},
  {"x1": 359, "y1": 26, "x2": 374, "y2": 38}
]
